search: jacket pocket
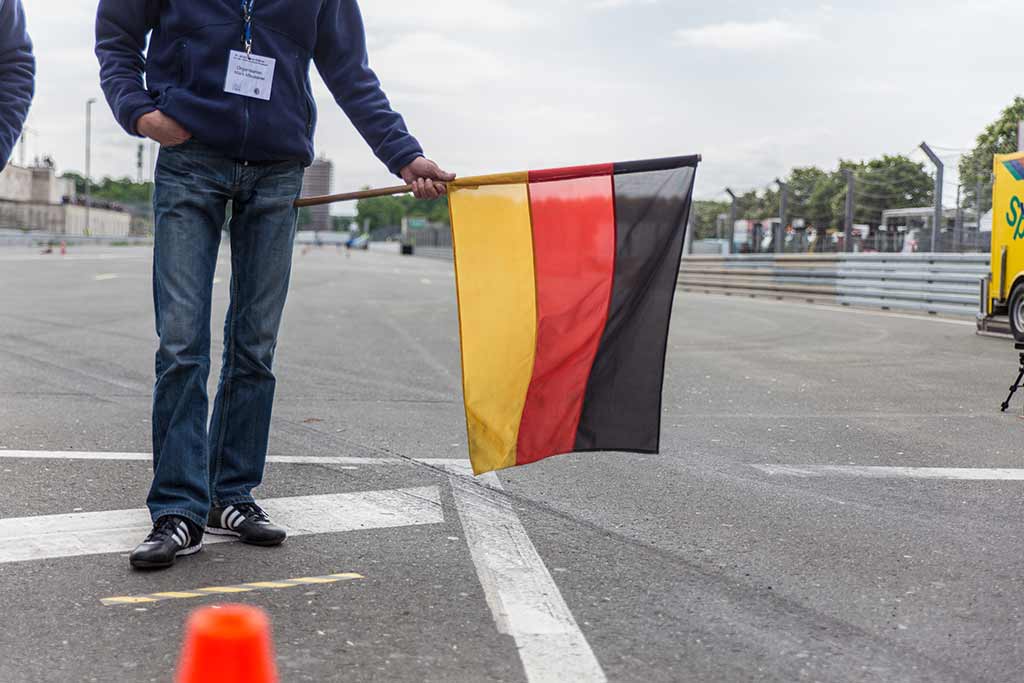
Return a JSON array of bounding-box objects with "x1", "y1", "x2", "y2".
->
[
  {"x1": 299, "y1": 57, "x2": 315, "y2": 133},
  {"x1": 303, "y1": 88, "x2": 315, "y2": 133}
]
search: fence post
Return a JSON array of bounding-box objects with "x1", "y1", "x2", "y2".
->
[
  {"x1": 954, "y1": 184, "x2": 963, "y2": 252},
  {"x1": 843, "y1": 169, "x2": 854, "y2": 253},
  {"x1": 725, "y1": 188, "x2": 737, "y2": 254},
  {"x1": 920, "y1": 142, "x2": 944, "y2": 253}
]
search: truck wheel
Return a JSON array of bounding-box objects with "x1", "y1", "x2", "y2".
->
[{"x1": 1011, "y1": 284, "x2": 1024, "y2": 341}]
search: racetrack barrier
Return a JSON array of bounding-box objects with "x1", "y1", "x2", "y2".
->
[
  {"x1": 678, "y1": 253, "x2": 989, "y2": 317},
  {"x1": 401, "y1": 245, "x2": 989, "y2": 317}
]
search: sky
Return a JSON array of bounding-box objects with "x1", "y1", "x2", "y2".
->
[{"x1": 17, "y1": 0, "x2": 1024, "y2": 213}]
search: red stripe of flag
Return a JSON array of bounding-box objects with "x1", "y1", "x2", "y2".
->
[
  {"x1": 528, "y1": 163, "x2": 615, "y2": 184},
  {"x1": 516, "y1": 174, "x2": 617, "y2": 465}
]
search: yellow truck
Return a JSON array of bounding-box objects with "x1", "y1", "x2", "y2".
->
[{"x1": 980, "y1": 151, "x2": 1024, "y2": 340}]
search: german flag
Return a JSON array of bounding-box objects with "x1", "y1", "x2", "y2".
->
[{"x1": 448, "y1": 155, "x2": 700, "y2": 474}]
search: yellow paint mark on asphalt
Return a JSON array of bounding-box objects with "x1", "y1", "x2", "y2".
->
[
  {"x1": 101, "y1": 572, "x2": 363, "y2": 607},
  {"x1": 94, "y1": 273, "x2": 119, "y2": 281},
  {"x1": 101, "y1": 596, "x2": 158, "y2": 606}
]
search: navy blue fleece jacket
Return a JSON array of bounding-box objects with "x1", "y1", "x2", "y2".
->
[
  {"x1": 0, "y1": 0, "x2": 35, "y2": 167},
  {"x1": 95, "y1": 0, "x2": 423, "y2": 172}
]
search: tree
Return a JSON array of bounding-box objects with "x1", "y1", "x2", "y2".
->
[
  {"x1": 355, "y1": 192, "x2": 449, "y2": 231},
  {"x1": 733, "y1": 187, "x2": 778, "y2": 221},
  {"x1": 332, "y1": 215, "x2": 354, "y2": 232},
  {"x1": 690, "y1": 200, "x2": 729, "y2": 240},
  {"x1": 843, "y1": 156, "x2": 932, "y2": 227},
  {"x1": 803, "y1": 169, "x2": 846, "y2": 229},
  {"x1": 62, "y1": 172, "x2": 153, "y2": 205},
  {"x1": 959, "y1": 96, "x2": 1024, "y2": 214},
  {"x1": 786, "y1": 166, "x2": 838, "y2": 229}
]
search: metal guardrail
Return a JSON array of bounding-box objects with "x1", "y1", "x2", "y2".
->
[
  {"x1": 679, "y1": 253, "x2": 990, "y2": 317},
  {"x1": 399, "y1": 245, "x2": 989, "y2": 318},
  {"x1": 412, "y1": 245, "x2": 454, "y2": 261}
]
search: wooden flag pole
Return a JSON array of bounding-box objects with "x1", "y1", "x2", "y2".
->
[{"x1": 294, "y1": 184, "x2": 414, "y2": 208}]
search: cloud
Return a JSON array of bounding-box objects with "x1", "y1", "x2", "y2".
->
[
  {"x1": 674, "y1": 20, "x2": 817, "y2": 51},
  {"x1": 589, "y1": 0, "x2": 658, "y2": 9},
  {"x1": 359, "y1": 0, "x2": 538, "y2": 32},
  {"x1": 364, "y1": 33, "x2": 509, "y2": 94}
]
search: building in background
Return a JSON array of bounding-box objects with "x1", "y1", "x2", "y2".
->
[
  {"x1": 300, "y1": 157, "x2": 333, "y2": 232},
  {"x1": 0, "y1": 161, "x2": 131, "y2": 237}
]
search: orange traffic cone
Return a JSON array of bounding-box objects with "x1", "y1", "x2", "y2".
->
[{"x1": 175, "y1": 604, "x2": 278, "y2": 683}]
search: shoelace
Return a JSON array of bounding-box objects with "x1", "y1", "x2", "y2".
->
[
  {"x1": 145, "y1": 516, "x2": 184, "y2": 543},
  {"x1": 235, "y1": 503, "x2": 270, "y2": 524}
]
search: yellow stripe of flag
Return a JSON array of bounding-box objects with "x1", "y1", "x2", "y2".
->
[{"x1": 449, "y1": 176, "x2": 537, "y2": 474}]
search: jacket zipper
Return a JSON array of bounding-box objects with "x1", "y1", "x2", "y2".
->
[
  {"x1": 177, "y1": 41, "x2": 187, "y2": 84},
  {"x1": 239, "y1": 99, "x2": 250, "y2": 159},
  {"x1": 237, "y1": 18, "x2": 251, "y2": 158}
]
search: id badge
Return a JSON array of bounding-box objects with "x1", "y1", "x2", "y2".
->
[{"x1": 224, "y1": 50, "x2": 276, "y2": 101}]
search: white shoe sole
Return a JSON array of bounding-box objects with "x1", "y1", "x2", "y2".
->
[
  {"x1": 176, "y1": 543, "x2": 204, "y2": 557},
  {"x1": 204, "y1": 526, "x2": 241, "y2": 538}
]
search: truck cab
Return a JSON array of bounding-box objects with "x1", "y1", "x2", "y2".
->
[{"x1": 981, "y1": 151, "x2": 1024, "y2": 340}]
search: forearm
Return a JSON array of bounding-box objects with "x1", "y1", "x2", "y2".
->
[
  {"x1": 95, "y1": 0, "x2": 159, "y2": 136},
  {"x1": 0, "y1": 0, "x2": 34, "y2": 165},
  {"x1": 333, "y1": 69, "x2": 425, "y2": 174},
  {"x1": 315, "y1": 0, "x2": 424, "y2": 176}
]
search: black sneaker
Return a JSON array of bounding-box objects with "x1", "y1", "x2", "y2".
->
[
  {"x1": 207, "y1": 502, "x2": 287, "y2": 547},
  {"x1": 129, "y1": 516, "x2": 204, "y2": 570}
]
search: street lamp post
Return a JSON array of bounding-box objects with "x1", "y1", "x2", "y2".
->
[
  {"x1": 85, "y1": 98, "x2": 97, "y2": 236},
  {"x1": 775, "y1": 179, "x2": 787, "y2": 255}
]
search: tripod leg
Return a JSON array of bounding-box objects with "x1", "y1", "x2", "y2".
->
[{"x1": 1001, "y1": 364, "x2": 1024, "y2": 413}]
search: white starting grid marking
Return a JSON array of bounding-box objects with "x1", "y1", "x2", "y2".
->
[
  {"x1": 753, "y1": 464, "x2": 1024, "y2": 481},
  {"x1": 432, "y1": 459, "x2": 607, "y2": 683},
  {"x1": 0, "y1": 450, "x2": 606, "y2": 682},
  {"x1": 0, "y1": 486, "x2": 442, "y2": 565}
]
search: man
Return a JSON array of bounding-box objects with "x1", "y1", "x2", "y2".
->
[
  {"x1": 95, "y1": 0, "x2": 454, "y2": 570},
  {"x1": 0, "y1": 0, "x2": 35, "y2": 167}
]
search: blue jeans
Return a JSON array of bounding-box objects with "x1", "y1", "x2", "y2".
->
[{"x1": 148, "y1": 139, "x2": 304, "y2": 527}]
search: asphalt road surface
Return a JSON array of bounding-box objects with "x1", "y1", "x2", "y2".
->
[{"x1": 1, "y1": 245, "x2": 1022, "y2": 682}]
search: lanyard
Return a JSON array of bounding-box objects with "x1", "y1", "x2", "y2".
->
[{"x1": 241, "y1": 0, "x2": 255, "y2": 55}]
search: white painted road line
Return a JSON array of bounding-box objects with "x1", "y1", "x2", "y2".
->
[
  {"x1": 0, "y1": 450, "x2": 399, "y2": 466},
  {"x1": 0, "y1": 486, "x2": 442, "y2": 564},
  {"x1": 436, "y1": 459, "x2": 606, "y2": 683},
  {"x1": 753, "y1": 464, "x2": 1024, "y2": 480}
]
